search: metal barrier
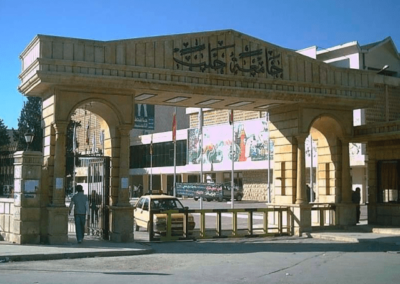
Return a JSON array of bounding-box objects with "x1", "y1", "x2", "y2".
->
[{"x1": 148, "y1": 207, "x2": 291, "y2": 242}]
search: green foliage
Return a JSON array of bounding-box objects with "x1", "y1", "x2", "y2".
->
[
  {"x1": 14, "y1": 97, "x2": 42, "y2": 151},
  {"x1": 0, "y1": 118, "x2": 10, "y2": 147}
]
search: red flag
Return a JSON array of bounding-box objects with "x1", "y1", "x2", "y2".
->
[
  {"x1": 172, "y1": 111, "x2": 177, "y2": 142},
  {"x1": 229, "y1": 109, "x2": 234, "y2": 125},
  {"x1": 86, "y1": 124, "x2": 90, "y2": 144}
]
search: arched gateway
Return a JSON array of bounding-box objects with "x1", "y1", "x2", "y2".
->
[{"x1": 18, "y1": 30, "x2": 379, "y2": 243}]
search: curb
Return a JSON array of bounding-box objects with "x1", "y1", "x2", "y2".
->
[
  {"x1": 311, "y1": 233, "x2": 359, "y2": 243},
  {"x1": 0, "y1": 248, "x2": 154, "y2": 262},
  {"x1": 311, "y1": 233, "x2": 400, "y2": 245}
]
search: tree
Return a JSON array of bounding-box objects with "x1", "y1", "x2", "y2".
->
[
  {"x1": 0, "y1": 118, "x2": 10, "y2": 147},
  {"x1": 13, "y1": 97, "x2": 42, "y2": 151}
]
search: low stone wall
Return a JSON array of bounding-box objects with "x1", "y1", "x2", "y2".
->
[
  {"x1": 369, "y1": 204, "x2": 400, "y2": 226},
  {"x1": 0, "y1": 198, "x2": 14, "y2": 241}
]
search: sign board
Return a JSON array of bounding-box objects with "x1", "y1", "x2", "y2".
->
[{"x1": 134, "y1": 104, "x2": 155, "y2": 130}]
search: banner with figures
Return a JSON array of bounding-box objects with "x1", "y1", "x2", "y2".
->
[{"x1": 188, "y1": 118, "x2": 273, "y2": 165}]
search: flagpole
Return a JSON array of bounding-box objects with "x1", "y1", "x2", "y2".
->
[
  {"x1": 173, "y1": 107, "x2": 177, "y2": 197},
  {"x1": 150, "y1": 134, "x2": 153, "y2": 195},
  {"x1": 72, "y1": 122, "x2": 76, "y2": 196},
  {"x1": 267, "y1": 112, "x2": 271, "y2": 203},
  {"x1": 100, "y1": 130, "x2": 105, "y2": 156},
  {"x1": 230, "y1": 110, "x2": 234, "y2": 209},
  {"x1": 310, "y1": 135, "x2": 313, "y2": 202},
  {"x1": 199, "y1": 108, "x2": 203, "y2": 209}
]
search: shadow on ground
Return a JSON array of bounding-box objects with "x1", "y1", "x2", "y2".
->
[{"x1": 144, "y1": 236, "x2": 400, "y2": 255}]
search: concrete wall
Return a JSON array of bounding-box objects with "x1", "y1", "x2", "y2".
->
[{"x1": 242, "y1": 170, "x2": 268, "y2": 201}]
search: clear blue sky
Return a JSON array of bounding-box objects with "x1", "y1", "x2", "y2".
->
[{"x1": 1, "y1": 0, "x2": 399, "y2": 129}]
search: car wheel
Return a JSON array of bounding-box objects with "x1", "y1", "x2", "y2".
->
[
  {"x1": 194, "y1": 197, "x2": 199, "y2": 201},
  {"x1": 236, "y1": 195, "x2": 242, "y2": 201},
  {"x1": 206, "y1": 198, "x2": 212, "y2": 202}
]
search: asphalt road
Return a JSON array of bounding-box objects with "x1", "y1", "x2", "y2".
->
[{"x1": 0, "y1": 237, "x2": 398, "y2": 284}]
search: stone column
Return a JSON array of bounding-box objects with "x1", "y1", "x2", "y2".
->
[
  {"x1": 117, "y1": 125, "x2": 131, "y2": 207},
  {"x1": 295, "y1": 134, "x2": 307, "y2": 204},
  {"x1": 52, "y1": 122, "x2": 68, "y2": 206},
  {"x1": 11, "y1": 151, "x2": 42, "y2": 244},
  {"x1": 336, "y1": 138, "x2": 356, "y2": 226},
  {"x1": 47, "y1": 122, "x2": 69, "y2": 244},
  {"x1": 292, "y1": 134, "x2": 312, "y2": 236},
  {"x1": 109, "y1": 125, "x2": 134, "y2": 242},
  {"x1": 341, "y1": 138, "x2": 352, "y2": 203}
]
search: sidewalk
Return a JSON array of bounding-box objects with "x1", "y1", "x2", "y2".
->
[
  {"x1": 0, "y1": 234, "x2": 153, "y2": 262},
  {"x1": 311, "y1": 221, "x2": 400, "y2": 245},
  {"x1": 1, "y1": 223, "x2": 400, "y2": 262}
]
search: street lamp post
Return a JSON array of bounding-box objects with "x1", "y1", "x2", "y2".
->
[{"x1": 24, "y1": 132, "x2": 34, "y2": 151}]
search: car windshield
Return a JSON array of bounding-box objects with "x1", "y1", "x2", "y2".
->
[{"x1": 150, "y1": 198, "x2": 184, "y2": 211}]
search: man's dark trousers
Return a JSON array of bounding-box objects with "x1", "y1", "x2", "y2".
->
[{"x1": 74, "y1": 214, "x2": 86, "y2": 242}]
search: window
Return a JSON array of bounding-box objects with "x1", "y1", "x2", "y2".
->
[
  {"x1": 378, "y1": 160, "x2": 400, "y2": 203},
  {"x1": 136, "y1": 198, "x2": 145, "y2": 209},
  {"x1": 130, "y1": 140, "x2": 187, "y2": 168},
  {"x1": 143, "y1": 199, "x2": 149, "y2": 210},
  {"x1": 188, "y1": 175, "x2": 199, "y2": 183},
  {"x1": 223, "y1": 172, "x2": 243, "y2": 188}
]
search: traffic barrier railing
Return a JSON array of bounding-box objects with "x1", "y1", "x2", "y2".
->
[
  {"x1": 311, "y1": 203, "x2": 336, "y2": 227},
  {"x1": 148, "y1": 207, "x2": 291, "y2": 242}
]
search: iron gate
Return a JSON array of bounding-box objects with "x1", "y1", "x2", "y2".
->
[
  {"x1": 86, "y1": 156, "x2": 110, "y2": 239},
  {"x1": 68, "y1": 156, "x2": 110, "y2": 240}
]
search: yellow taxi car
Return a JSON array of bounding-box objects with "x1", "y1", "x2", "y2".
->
[{"x1": 134, "y1": 195, "x2": 195, "y2": 235}]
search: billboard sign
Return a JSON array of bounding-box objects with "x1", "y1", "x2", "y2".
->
[{"x1": 134, "y1": 104, "x2": 155, "y2": 130}]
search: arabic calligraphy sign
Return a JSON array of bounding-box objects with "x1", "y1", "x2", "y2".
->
[{"x1": 173, "y1": 40, "x2": 283, "y2": 78}]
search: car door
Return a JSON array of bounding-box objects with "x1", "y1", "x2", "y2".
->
[{"x1": 134, "y1": 198, "x2": 146, "y2": 228}]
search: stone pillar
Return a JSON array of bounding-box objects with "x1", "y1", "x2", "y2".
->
[
  {"x1": 109, "y1": 125, "x2": 134, "y2": 242},
  {"x1": 52, "y1": 122, "x2": 68, "y2": 206},
  {"x1": 143, "y1": 175, "x2": 149, "y2": 194},
  {"x1": 117, "y1": 125, "x2": 131, "y2": 207},
  {"x1": 292, "y1": 134, "x2": 312, "y2": 236},
  {"x1": 47, "y1": 122, "x2": 69, "y2": 244},
  {"x1": 161, "y1": 174, "x2": 168, "y2": 193},
  {"x1": 295, "y1": 134, "x2": 307, "y2": 204},
  {"x1": 341, "y1": 138, "x2": 352, "y2": 203},
  {"x1": 336, "y1": 138, "x2": 357, "y2": 225},
  {"x1": 11, "y1": 151, "x2": 42, "y2": 244}
]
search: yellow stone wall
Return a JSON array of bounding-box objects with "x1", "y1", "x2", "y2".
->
[{"x1": 189, "y1": 109, "x2": 263, "y2": 128}]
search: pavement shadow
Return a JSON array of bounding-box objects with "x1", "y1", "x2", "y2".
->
[{"x1": 146, "y1": 236, "x2": 400, "y2": 254}]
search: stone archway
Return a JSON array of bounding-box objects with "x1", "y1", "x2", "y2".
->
[
  {"x1": 269, "y1": 104, "x2": 354, "y2": 234},
  {"x1": 18, "y1": 30, "x2": 380, "y2": 242},
  {"x1": 310, "y1": 115, "x2": 349, "y2": 204},
  {"x1": 40, "y1": 92, "x2": 134, "y2": 243}
]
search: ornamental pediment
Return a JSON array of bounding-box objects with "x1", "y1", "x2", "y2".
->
[{"x1": 19, "y1": 30, "x2": 378, "y2": 109}]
